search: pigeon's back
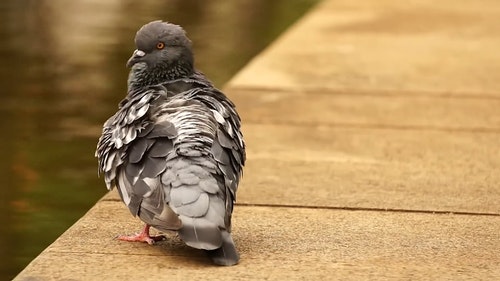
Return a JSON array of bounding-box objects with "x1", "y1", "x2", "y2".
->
[{"x1": 97, "y1": 73, "x2": 245, "y2": 266}]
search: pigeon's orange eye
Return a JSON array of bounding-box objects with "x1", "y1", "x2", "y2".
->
[{"x1": 156, "y1": 42, "x2": 165, "y2": 50}]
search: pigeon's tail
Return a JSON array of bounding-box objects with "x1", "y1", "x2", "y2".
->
[
  {"x1": 177, "y1": 217, "x2": 240, "y2": 266},
  {"x1": 205, "y1": 231, "x2": 240, "y2": 266}
]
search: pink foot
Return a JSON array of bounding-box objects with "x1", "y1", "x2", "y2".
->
[{"x1": 116, "y1": 224, "x2": 165, "y2": 245}]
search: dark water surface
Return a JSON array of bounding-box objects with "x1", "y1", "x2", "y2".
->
[{"x1": 0, "y1": 0, "x2": 317, "y2": 279}]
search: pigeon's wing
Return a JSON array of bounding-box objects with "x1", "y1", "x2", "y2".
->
[
  {"x1": 162, "y1": 85, "x2": 244, "y2": 265},
  {"x1": 155, "y1": 96, "x2": 228, "y2": 245},
  {"x1": 119, "y1": 117, "x2": 182, "y2": 230},
  {"x1": 96, "y1": 90, "x2": 159, "y2": 189},
  {"x1": 203, "y1": 88, "x2": 245, "y2": 265},
  {"x1": 198, "y1": 88, "x2": 246, "y2": 229},
  {"x1": 96, "y1": 88, "x2": 182, "y2": 230}
]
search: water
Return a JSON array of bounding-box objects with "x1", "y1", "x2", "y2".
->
[{"x1": 0, "y1": 0, "x2": 317, "y2": 279}]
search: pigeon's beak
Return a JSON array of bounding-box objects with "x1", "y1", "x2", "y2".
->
[{"x1": 126, "y1": 49, "x2": 146, "y2": 68}]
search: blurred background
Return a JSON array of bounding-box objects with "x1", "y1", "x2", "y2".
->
[{"x1": 0, "y1": 0, "x2": 318, "y2": 279}]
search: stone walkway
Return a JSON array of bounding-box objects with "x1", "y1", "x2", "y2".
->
[{"x1": 15, "y1": 0, "x2": 500, "y2": 280}]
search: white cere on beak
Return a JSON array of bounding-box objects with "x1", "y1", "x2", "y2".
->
[{"x1": 135, "y1": 50, "x2": 146, "y2": 57}]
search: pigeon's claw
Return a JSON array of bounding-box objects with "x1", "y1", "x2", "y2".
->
[
  {"x1": 116, "y1": 224, "x2": 165, "y2": 245},
  {"x1": 116, "y1": 233, "x2": 165, "y2": 245}
]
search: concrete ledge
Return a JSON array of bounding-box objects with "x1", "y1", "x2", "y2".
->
[{"x1": 15, "y1": 192, "x2": 500, "y2": 280}]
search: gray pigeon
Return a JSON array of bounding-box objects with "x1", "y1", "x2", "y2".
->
[{"x1": 96, "y1": 20, "x2": 245, "y2": 266}]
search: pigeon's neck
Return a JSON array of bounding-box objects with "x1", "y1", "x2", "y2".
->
[{"x1": 127, "y1": 61, "x2": 194, "y2": 92}]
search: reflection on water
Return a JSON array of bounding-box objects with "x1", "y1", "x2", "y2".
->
[{"x1": 0, "y1": 0, "x2": 317, "y2": 278}]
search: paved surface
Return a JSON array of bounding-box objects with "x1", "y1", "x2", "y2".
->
[{"x1": 16, "y1": 0, "x2": 500, "y2": 280}]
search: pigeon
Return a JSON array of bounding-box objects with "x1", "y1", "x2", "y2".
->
[{"x1": 96, "y1": 20, "x2": 245, "y2": 266}]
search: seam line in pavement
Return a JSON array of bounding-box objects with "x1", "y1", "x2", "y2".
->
[
  {"x1": 101, "y1": 198, "x2": 499, "y2": 217},
  {"x1": 228, "y1": 86, "x2": 500, "y2": 100},
  {"x1": 242, "y1": 120, "x2": 500, "y2": 134},
  {"x1": 235, "y1": 203, "x2": 500, "y2": 217}
]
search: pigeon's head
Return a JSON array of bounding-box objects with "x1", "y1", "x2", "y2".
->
[{"x1": 126, "y1": 21, "x2": 194, "y2": 76}]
